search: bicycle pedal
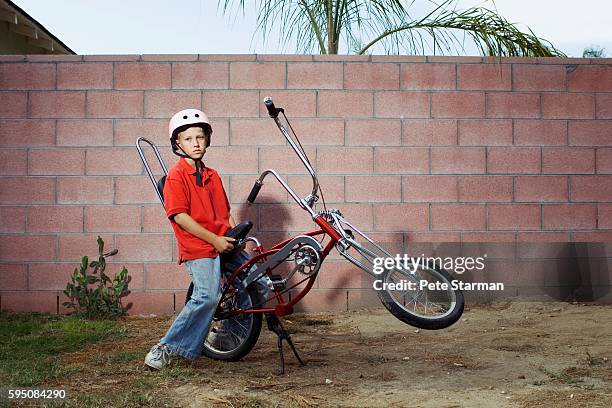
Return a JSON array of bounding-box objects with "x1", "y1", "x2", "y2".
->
[{"x1": 269, "y1": 275, "x2": 286, "y2": 291}]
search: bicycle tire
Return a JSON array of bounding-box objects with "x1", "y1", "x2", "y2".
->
[
  {"x1": 376, "y1": 260, "x2": 464, "y2": 330},
  {"x1": 200, "y1": 278, "x2": 262, "y2": 361}
]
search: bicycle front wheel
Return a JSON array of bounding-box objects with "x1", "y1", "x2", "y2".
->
[
  {"x1": 376, "y1": 261, "x2": 464, "y2": 330},
  {"x1": 331, "y1": 213, "x2": 464, "y2": 329}
]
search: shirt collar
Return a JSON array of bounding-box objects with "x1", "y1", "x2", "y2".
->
[{"x1": 178, "y1": 157, "x2": 212, "y2": 180}]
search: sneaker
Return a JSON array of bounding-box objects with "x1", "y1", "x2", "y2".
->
[
  {"x1": 207, "y1": 328, "x2": 239, "y2": 350},
  {"x1": 144, "y1": 343, "x2": 171, "y2": 370}
]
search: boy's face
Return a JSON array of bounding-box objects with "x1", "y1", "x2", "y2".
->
[{"x1": 176, "y1": 126, "x2": 208, "y2": 160}]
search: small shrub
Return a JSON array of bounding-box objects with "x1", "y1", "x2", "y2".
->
[
  {"x1": 582, "y1": 45, "x2": 606, "y2": 58},
  {"x1": 63, "y1": 236, "x2": 130, "y2": 319}
]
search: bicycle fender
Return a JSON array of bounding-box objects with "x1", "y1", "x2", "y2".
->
[{"x1": 242, "y1": 235, "x2": 323, "y2": 287}]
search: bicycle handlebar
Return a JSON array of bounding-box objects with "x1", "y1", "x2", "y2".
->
[
  {"x1": 257, "y1": 96, "x2": 319, "y2": 211},
  {"x1": 264, "y1": 96, "x2": 280, "y2": 118},
  {"x1": 246, "y1": 180, "x2": 263, "y2": 204},
  {"x1": 249, "y1": 169, "x2": 316, "y2": 217}
]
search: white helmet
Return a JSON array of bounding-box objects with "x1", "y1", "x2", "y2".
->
[{"x1": 168, "y1": 108, "x2": 212, "y2": 158}]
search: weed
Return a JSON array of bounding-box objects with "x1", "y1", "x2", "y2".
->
[
  {"x1": 539, "y1": 367, "x2": 594, "y2": 390},
  {"x1": 63, "y1": 236, "x2": 130, "y2": 320}
]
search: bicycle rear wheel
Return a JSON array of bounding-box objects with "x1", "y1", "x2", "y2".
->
[{"x1": 201, "y1": 276, "x2": 262, "y2": 361}]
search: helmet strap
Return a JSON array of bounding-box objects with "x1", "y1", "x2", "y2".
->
[
  {"x1": 195, "y1": 160, "x2": 203, "y2": 187},
  {"x1": 174, "y1": 142, "x2": 204, "y2": 186}
]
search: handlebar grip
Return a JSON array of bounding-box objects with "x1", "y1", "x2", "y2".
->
[
  {"x1": 247, "y1": 180, "x2": 263, "y2": 204},
  {"x1": 263, "y1": 96, "x2": 278, "y2": 118}
]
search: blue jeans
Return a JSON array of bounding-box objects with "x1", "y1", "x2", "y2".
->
[
  {"x1": 218, "y1": 251, "x2": 274, "y2": 338},
  {"x1": 221, "y1": 251, "x2": 272, "y2": 305},
  {"x1": 160, "y1": 251, "x2": 272, "y2": 360},
  {"x1": 161, "y1": 256, "x2": 221, "y2": 360}
]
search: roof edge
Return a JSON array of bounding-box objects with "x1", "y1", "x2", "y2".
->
[{"x1": 3, "y1": 0, "x2": 76, "y2": 54}]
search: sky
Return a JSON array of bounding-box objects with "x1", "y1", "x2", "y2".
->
[{"x1": 12, "y1": 0, "x2": 612, "y2": 57}]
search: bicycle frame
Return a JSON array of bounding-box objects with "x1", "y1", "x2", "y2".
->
[
  {"x1": 218, "y1": 97, "x2": 398, "y2": 318},
  {"x1": 219, "y1": 224, "x2": 340, "y2": 317}
]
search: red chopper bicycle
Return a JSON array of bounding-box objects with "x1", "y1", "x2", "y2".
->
[{"x1": 136, "y1": 97, "x2": 464, "y2": 373}]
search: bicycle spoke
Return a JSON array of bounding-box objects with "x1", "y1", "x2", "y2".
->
[
  {"x1": 229, "y1": 317, "x2": 250, "y2": 337},
  {"x1": 381, "y1": 263, "x2": 456, "y2": 320}
]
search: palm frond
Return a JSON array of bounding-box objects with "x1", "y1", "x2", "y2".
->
[
  {"x1": 218, "y1": 0, "x2": 564, "y2": 57},
  {"x1": 358, "y1": 2, "x2": 565, "y2": 56}
]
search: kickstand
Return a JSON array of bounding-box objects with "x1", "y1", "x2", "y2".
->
[{"x1": 267, "y1": 315, "x2": 305, "y2": 374}]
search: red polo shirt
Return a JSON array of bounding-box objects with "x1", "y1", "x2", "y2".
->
[{"x1": 163, "y1": 157, "x2": 231, "y2": 263}]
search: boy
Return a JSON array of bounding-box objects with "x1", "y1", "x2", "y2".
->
[{"x1": 144, "y1": 108, "x2": 242, "y2": 369}]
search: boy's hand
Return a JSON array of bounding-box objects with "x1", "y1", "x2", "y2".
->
[{"x1": 214, "y1": 236, "x2": 236, "y2": 254}]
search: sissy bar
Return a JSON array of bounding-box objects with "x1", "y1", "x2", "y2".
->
[{"x1": 136, "y1": 137, "x2": 168, "y2": 206}]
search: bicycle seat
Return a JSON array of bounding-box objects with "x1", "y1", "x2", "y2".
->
[
  {"x1": 157, "y1": 175, "x2": 166, "y2": 204},
  {"x1": 224, "y1": 221, "x2": 253, "y2": 241},
  {"x1": 220, "y1": 221, "x2": 253, "y2": 262}
]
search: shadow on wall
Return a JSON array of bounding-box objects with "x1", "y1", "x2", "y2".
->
[
  {"x1": 235, "y1": 193, "x2": 291, "y2": 250},
  {"x1": 400, "y1": 242, "x2": 611, "y2": 304},
  {"x1": 550, "y1": 242, "x2": 610, "y2": 302}
]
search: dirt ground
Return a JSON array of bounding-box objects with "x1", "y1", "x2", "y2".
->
[{"x1": 51, "y1": 301, "x2": 611, "y2": 407}]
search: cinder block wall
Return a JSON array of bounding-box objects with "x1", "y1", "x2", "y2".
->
[{"x1": 0, "y1": 54, "x2": 611, "y2": 314}]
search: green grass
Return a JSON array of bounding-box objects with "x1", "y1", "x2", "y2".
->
[
  {"x1": 541, "y1": 368, "x2": 582, "y2": 384},
  {"x1": 90, "y1": 351, "x2": 141, "y2": 365},
  {"x1": 54, "y1": 377, "x2": 171, "y2": 408},
  {"x1": 0, "y1": 311, "x2": 125, "y2": 387},
  {"x1": 539, "y1": 367, "x2": 595, "y2": 390},
  {"x1": 230, "y1": 396, "x2": 267, "y2": 408},
  {"x1": 301, "y1": 318, "x2": 333, "y2": 326},
  {"x1": 157, "y1": 365, "x2": 201, "y2": 381}
]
